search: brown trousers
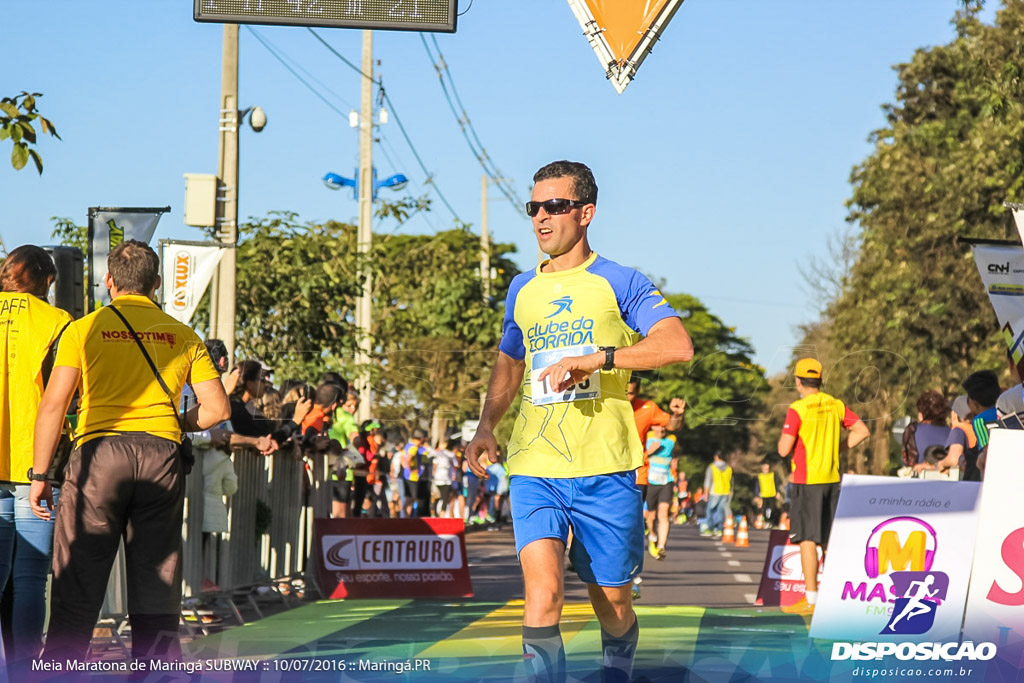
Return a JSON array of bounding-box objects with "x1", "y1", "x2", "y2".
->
[{"x1": 43, "y1": 434, "x2": 185, "y2": 662}]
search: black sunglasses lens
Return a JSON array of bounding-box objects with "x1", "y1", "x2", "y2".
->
[{"x1": 526, "y1": 199, "x2": 574, "y2": 217}]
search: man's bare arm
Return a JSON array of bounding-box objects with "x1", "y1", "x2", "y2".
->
[
  {"x1": 187, "y1": 377, "x2": 232, "y2": 431},
  {"x1": 465, "y1": 352, "x2": 525, "y2": 478}
]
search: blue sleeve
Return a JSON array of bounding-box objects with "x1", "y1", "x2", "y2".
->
[
  {"x1": 498, "y1": 272, "x2": 534, "y2": 360},
  {"x1": 589, "y1": 257, "x2": 678, "y2": 335}
]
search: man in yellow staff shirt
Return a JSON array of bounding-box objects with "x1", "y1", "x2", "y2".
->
[
  {"x1": 777, "y1": 358, "x2": 869, "y2": 615},
  {"x1": 30, "y1": 240, "x2": 230, "y2": 663}
]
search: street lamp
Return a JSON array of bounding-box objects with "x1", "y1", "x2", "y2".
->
[{"x1": 322, "y1": 167, "x2": 408, "y2": 200}]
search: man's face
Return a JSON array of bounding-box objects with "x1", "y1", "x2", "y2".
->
[
  {"x1": 652, "y1": 425, "x2": 666, "y2": 438},
  {"x1": 762, "y1": 464, "x2": 770, "y2": 473},
  {"x1": 530, "y1": 176, "x2": 592, "y2": 257},
  {"x1": 626, "y1": 382, "x2": 639, "y2": 402}
]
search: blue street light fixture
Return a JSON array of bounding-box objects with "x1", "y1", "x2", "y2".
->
[{"x1": 322, "y1": 167, "x2": 408, "y2": 200}]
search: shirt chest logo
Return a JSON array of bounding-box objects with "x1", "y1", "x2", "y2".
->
[{"x1": 546, "y1": 296, "x2": 574, "y2": 318}]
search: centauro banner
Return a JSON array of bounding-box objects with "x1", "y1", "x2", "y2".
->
[
  {"x1": 87, "y1": 206, "x2": 169, "y2": 308},
  {"x1": 970, "y1": 243, "x2": 1024, "y2": 369},
  {"x1": 159, "y1": 240, "x2": 225, "y2": 324}
]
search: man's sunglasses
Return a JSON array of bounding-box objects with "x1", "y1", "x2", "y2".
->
[{"x1": 525, "y1": 198, "x2": 589, "y2": 217}]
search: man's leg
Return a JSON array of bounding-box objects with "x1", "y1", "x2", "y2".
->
[
  {"x1": 124, "y1": 437, "x2": 185, "y2": 663},
  {"x1": 588, "y1": 584, "x2": 638, "y2": 683},
  {"x1": 520, "y1": 538, "x2": 567, "y2": 683},
  {"x1": 45, "y1": 442, "x2": 129, "y2": 662},
  {"x1": 656, "y1": 501, "x2": 671, "y2": 552},
  {"x1": 800, "y1": 541, "x2": 819, "y2": 592}
]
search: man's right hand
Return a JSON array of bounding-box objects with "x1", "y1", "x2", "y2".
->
[
  {"x1": 465, "y1": 429, "x2": 499, "y2": 478},
  {"x1": 293, "y1": 397, "x2": 313, "y2": 423}
]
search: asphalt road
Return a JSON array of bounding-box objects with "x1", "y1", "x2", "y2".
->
[{"x1": 465, "y1": 520, "x2": 771, "y2": 608}]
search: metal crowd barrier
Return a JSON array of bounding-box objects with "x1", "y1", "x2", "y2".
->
[{"x1": 100, "y1": 444, "x2": 334, "y2": 630}]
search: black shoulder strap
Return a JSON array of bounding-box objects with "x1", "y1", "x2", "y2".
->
[
  {"x1": 106, "y1": 304, "x2": 180, "y2": 420},
  {"x1": 41, "y1": 320, "x2": 73, "y2": 386}
]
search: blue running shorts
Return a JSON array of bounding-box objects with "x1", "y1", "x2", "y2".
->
[{"x1": 510, "y1": 472, "x2": 644, "y2": 586}]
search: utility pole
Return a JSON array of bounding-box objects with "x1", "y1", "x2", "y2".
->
[
  {"x1": 212, "y1": 23, "x2": 239, "y2": 364},
  {"x1": 355, "y1": 30, "x2": 374, "y2": 423},
  {"x1": 480, "y1": 174, "x2": 491, "y2": 303}
]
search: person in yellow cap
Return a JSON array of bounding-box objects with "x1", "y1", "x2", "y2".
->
[{"x1": 777, "y1": 358, "x2": 869, "y2": 615}]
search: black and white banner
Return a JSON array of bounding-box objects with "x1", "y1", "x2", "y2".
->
[
  {"x1": 971, "y1": 243, "x2": 1024, "y2": 368},
  {"x1": 87, "y1": 206, "x2": 169, "y2": 308},
  {"x1": 159, "y1": 240, "x2": 225, "y2": 324}
]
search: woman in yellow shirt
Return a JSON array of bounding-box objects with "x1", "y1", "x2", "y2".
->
[{"x1": 0, "y1": 245, "x2": 72, "y2": 669}]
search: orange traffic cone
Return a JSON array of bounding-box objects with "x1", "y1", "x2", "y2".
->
[
  {"x1": 778, "y1": 513, "x2": 790, "y2": 531},
  {"x1": 722, "y1": 516, "x2": 735, "y2": 544},
  {"x1": 754, "y1": 514, "x2": 764, "y2": 530},
  {"x1": 736, "y1": 516, "x2": 750, "y2": 548}
]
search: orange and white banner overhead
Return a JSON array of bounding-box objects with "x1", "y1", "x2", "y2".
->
[
  {"x1": 566, "y1": 0, "x2": 686, "y2": 94},
  {"x1": 159, "y1": 240, "x2": 226, "y2": 324}
]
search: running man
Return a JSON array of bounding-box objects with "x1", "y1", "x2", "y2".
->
[
  {"x1": 466, "y1": 160, "x2": 693, "y2": 683},
  {"x1": 777, "y1": 358, "x2": 869, "y2": 615},
  {"x1": 888, "y1": 575, "x2": 939, "y2": 631},
  {"x1": 754, "y1": 462, "x2": 781, "y2": 528},
  {"x1": 644, "y1": 424, "x2": 677, "y2": 559}
]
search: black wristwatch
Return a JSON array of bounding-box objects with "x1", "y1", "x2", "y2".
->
[
  {"x1": 599, "y1": 346, "x2": 616, "y2": 371},
  {"x1": 26, "y1": 467, "x2": 47, "y2": 482}
]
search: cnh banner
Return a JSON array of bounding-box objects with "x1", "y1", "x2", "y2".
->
[
  {"x1": 971, "y1": 243, "x2": 1024, "y2": 372},
  {"x1": 963, "y1": 429, "x2": 1024, "y2": 677},
  {"x1": 809, "y1": 475, "x2": 981, "y2": 642},
  {"x1": 159, "y1": 240, "x2": 225, "y2": 324},
  {"x1": 87, "y1": 206, "x2": 169, "y2": 308},
  {"x1": 314, "y1": 518, "x2": 472, "y2": 599}
]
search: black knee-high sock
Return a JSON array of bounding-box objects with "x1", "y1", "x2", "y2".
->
[
  {"x1": 601, "y1": 614, "x2": 638, "y2": 683},
  {"x1": 522, "y1": 624, "x2": 566, "y2": 683}
]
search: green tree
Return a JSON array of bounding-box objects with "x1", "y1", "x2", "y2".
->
[
  {"x1": 788, "y1": 1, "x2": 1024, "y2": 473},
  {"x1": 1, "y1": 92, "x2": 59, "y2": 173}
]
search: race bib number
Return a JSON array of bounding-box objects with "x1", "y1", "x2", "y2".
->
[
  {"x1": 648, "y1": 468, "x2": 670, "y2": 486},
  {"x1": 529, "y1": 345, "x2": 602, "y2": 406}
]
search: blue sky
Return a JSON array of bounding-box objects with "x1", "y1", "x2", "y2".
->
[{"x1": 1, "y1": 1, "x2": 997, "y2": 374}]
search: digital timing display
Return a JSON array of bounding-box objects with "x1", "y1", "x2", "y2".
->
[{"x1": 194, "y1": 0, "x2": 457, "y2": 33}]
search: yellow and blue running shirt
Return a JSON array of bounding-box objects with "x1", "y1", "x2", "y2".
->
[{"x1": 498, "y1": 253, "x2": 679, "y2": 478}]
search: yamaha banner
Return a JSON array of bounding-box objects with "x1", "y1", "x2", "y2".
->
[
  {"x1": 314, "y1": 518, "x2": 473, "y2": 599},
  {"x1": 971, "y1": 243, "x2": 1024, "y2": 371},
  {"x1": 159, "y1": 240, "x2": 225, "y2": 324},
  {"x1": 87, "y1": 206, "x2": 169, "y2": 308}
]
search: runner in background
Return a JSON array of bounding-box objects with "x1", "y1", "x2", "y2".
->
[{"x1": 643, "y1": 424, "x2": 677, "y2": 559}]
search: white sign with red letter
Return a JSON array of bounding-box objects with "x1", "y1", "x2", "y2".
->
[
  {"x1": 963, "y1": 430, "x2": 1024, "y2": 657},
  {"x1": 809, "y1": 475, "x2": 981, "y2": 642}
]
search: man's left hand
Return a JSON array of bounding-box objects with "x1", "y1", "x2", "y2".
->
[
  {"x1": 536, "y1": 353, "x2": 603, "y2": 393},
  {"x1": 670, "y1": 398, "x2": 686, "y2": 415},
  {"x1": 29, "y1": 481, "x2": 54, "y2": 521}
]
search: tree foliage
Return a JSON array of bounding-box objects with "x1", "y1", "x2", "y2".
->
[
  {"x1": 1, "y1": 92, "x2": 59, "y2": 174},
  {"x1": 789, "y1": 1, "x2": 1024, "y2": 473}
]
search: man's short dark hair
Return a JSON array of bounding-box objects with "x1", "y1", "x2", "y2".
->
[
  {"x1": 533, "y1": 160, "x2": 598, "y2": 205},
  {"x1": 320, "y1": 371, "x2": 348, "y2": 395},
  {"x1": 108, "y1": 239, "x2": 160, "y2": 294},
  {"x1": 962, "y1": 370, "x2": 1001, "y2": 408},
  {"x1": 411, "y1": 427, "x2": 428, "y2": 441},
  {"x1": 314, "y1": 382, "x2": 344, "y2": 408},
  {"x1": 798, "y1": 377, "x2": 822, "y2": 389}
]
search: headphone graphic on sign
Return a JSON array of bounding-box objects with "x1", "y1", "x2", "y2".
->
[{"x1": 863, "y1": 516, "x2": 937, "y2": 579}]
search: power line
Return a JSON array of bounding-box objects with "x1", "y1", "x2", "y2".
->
[
  {"x1": 307, "y1": 28, "x2": 463, "y2": 222},
  {"x1": 421, "y1": 34, "x2": 525, "y2": 214},
  {"x1": 245, "y1": 27, "x2": 353, "y2": 119}
]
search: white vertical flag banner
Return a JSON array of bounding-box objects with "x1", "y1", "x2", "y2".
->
[
  {"x1": 88, "y1": 206, "x2": 170, "y2": 309},
  {"x1": 962, "y1": 430, "x2": 1024, "y2": 659},
  {"x1": 971, "y1": 243, "x2": 1024, "y2": 370},
  {"x1": 159, "y1": 241, "x2": 226, "y2": 324}
]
